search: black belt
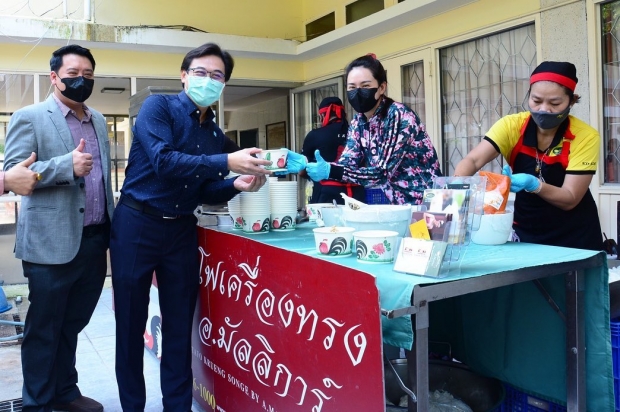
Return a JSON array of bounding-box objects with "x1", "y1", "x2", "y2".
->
[{"x1": 120, "y1": 195, "x2": 189, "y2": 220}]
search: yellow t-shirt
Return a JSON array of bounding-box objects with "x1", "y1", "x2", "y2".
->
[
  {"x1": 484, "y1": 111, "x2": 602, "y2": 251},
  {"x1": 486, "y1": 112, "x2": 599, "y2": 173}
]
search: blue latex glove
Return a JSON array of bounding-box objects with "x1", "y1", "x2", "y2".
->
[
  {"x1": 502, "y1": 164, "x2": 540, "y2": 193},
  {"x1": 306, "y1": 150, "x2": 331, "y2": 182},
  {"x1": 274, "y1": 150, "x2": 307, "y2": 175}
]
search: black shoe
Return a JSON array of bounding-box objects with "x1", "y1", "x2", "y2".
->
[{"x1": 53, "y1": 395, "x2": 103, "y2": 412}]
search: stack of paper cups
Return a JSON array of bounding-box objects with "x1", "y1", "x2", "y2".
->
[
  {"x1": 239, "y1": 180, "x2": 271, "y2": 234},
  {"x1": 227, "y1": 195, "x2": 242, "y2": 230},
  {"x1": 225, "y1": 171, "x2": 242, "y2": 229},
  {"x1": 269, "y1": 180, "x2": 298, "y2": 231}
]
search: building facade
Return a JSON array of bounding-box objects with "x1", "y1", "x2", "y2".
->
[{"x1": 1, "y1": 0, "x2": 619, "y2": 244}]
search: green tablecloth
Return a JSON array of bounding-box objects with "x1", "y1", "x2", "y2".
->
[{"x1": 212, "y1": 223, "x2": 614, "y2": 411}]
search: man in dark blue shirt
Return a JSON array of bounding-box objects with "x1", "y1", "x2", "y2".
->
[{"x1": 110, "y1": 42, "x2": 271, "y2": 412}]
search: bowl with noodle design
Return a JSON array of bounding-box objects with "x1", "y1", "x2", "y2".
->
[
  {"x1": 241, "y1": 213, "x2": 271, "y2": 234},
  {"x1": 353, "y1": 230, "x2": 399, "y2": 263},
  {"x1": 312, "y1": 227, "x2": 355, "y2": 257}
]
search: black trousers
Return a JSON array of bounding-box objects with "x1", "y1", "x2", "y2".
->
[
  {"x1": 110, "y1": 203, "x2": 198, "y2": 412},
  {"x1": 21, "y1": 224, "x2": 109, "y2": 412}
]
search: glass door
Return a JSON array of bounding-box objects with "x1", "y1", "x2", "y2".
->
[
  {"x1": 290, "y1": 78, "x2": 344, "y2": 208},
  {"x1": 382, "y1": 48, "x2": 438, "y2": 150},
  {"x1": 106, "y1": 115, "x2": 130, "y2": 194}
]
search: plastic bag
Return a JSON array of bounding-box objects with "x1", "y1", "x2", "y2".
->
[
  {"x1": 479, "y1": 171, "x2": 509, "y2": 215},
  {"x1": 394, "y1": 390, "x2": 474, "y2": 411},
  {"x1": 428, "y1": 390, "x2": 473, "y2": 412}
]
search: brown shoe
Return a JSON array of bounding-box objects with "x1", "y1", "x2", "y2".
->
[{"x1": 53, "y1": 395, "x2": 103, "y2": 412}]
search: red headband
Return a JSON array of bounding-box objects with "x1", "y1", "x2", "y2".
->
[
  {"x1": 530, "y1": 72, "x2": 577, "y2": 92},
  {"x1": 319, "y1": 104, "x2": 344, "y2": 127}
]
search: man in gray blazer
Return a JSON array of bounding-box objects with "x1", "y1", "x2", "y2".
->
[{"x1": 3, "y1": 44, "x2": 114, "y2": 412}]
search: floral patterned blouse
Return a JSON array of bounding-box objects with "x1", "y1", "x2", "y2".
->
[{"x1": 329, "y1": 97, "x2": 442, "y2": 205}]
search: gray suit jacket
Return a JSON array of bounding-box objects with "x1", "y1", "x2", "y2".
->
[{"x1": 3, "y1": 95, "x2": 115, "y2": 264}]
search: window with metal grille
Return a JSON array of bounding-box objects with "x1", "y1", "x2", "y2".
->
[
  {"x1": 439, "y1": 24, "x2": 536, "y2": 175},
  {"x1": 401, "y1": 61, "x2": 426, "y2": 124},
  {"x1": 602, "y1": 1, "x2": 620, "y2": 184}
]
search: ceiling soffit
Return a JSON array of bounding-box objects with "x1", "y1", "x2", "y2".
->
[{"x1": 0, "y1": 0, "x2": 474, "y2": 61}]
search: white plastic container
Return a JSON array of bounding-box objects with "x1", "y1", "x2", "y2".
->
[
  {"x1": 470, "y1": 210, "x2": 514, "y2": 245},
  {"x1": 342, "y1": 205, "x2": 412, "y2": 237},
  {"x1": 319, "y1": 205, "x2": 345, "y2": 227}
]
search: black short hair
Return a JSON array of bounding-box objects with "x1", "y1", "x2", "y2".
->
[
  {"x1": 50, "y1": 44, "x2": 96, "y2": 72},
  {"x1": 181, "y1": 43, "x2": 235, "y2": 82}
]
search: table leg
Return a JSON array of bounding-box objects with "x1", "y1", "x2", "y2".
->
[
  {"x1": 406, "y1": 343, "x2": 417, "y2": 412},
  {"x1": 408, "y1": 304, "x2": 430, "y2": 412},
  {"x1": 565, "y1": 270, "x2": 585, "y2": 412}
]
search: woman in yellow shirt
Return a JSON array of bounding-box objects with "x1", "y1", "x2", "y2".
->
[{"x1": 454, "y1": 61, "x2": 602, "y2": 250}]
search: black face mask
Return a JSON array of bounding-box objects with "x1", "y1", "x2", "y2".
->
[
  {"x1": 347, "y1": 87, "x2": 379, "y2": 114},
  {"x1": 56, "y1": 75, "x2": 94, "y2": 103},
  {"x1": 529, "y1": 105, "x2": 571, "y2": 130}
]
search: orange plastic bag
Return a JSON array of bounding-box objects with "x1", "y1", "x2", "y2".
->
[{"x1": 479, "y1": 171, "x2": 510, "y2": 215}]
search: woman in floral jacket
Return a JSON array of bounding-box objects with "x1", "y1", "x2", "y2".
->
[{"x1": 306, "y1": 53, "x2": 442, "y2": 205}]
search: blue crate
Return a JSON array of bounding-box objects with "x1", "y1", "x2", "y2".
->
[
  {"x1": 612, "y1": 319, "x2": 620, "y2": 380},
  {"x1": 365, "y1": 188, "x2": 389, "y2": 205},
  {"x1": 501, "y1": 384, "x2": 566, "y2": 412},
  {"x1": 613, "y1": 318, "x2": 620, "y2": 410},
  {"x1": 501, "y1": 319, "x2": 620, "y2": 411},
  {"x1": 615, "y1": 378, "x2": 620, "y2": 412}
]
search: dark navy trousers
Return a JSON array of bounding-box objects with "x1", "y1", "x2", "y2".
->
[
  {"x1": 21, "y1": 224, "x2": 108, "y2": 412},
  {"x1": 110, "y1": 203, "x2": 199, "y2": 412}
]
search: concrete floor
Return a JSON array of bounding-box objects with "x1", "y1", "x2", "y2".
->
[
  {"x1": 0, "y1": 231, "x2": 24, "y2": 286},
  {"x1": 0, "y1": 280, "x2": 204, "y2": 412}
]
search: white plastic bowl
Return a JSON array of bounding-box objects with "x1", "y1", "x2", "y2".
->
[
  {"x1": 470, "y1": 210, "x2": 514, "y2": 245},
  {"x1": 319, "y1": 205, "x2": 345, "y2": 227},
  {"x1": 342, "y1": 205, "x2": 412, "y2": 237}
]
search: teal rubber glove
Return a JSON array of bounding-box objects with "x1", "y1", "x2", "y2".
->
[
  {"x1": 306, "y1": 150, "x2": 331, "y2": 182},
  {"x1": 274, "y1": 150, "x2": 307, "y2": 175},
  {"x1": 502, "y1": 164, "x2": 540, "y2": 193}
]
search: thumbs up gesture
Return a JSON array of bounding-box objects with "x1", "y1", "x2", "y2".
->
[
  {"x1": 4, "y1": 152, "x2": 39, "y2": 195},
  {"x1": 72, "y1": 138, "x2": 93, "y2": 177},
  {"x1": 306, "y1": 149, "x2": 331, "y2": 182}
]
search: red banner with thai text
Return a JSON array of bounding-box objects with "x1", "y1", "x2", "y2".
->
[{"x1": 192, "y1": 228, "x2": 385, "y2": 412}]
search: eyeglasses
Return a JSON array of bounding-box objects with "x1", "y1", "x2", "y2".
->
[{"x1": 187, "y1": 67, "x2": 226, "y2": 83}]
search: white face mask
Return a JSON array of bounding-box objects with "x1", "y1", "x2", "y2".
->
[{"x1": 186, "y1": 76, "x2": 225, "y2": 107}]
